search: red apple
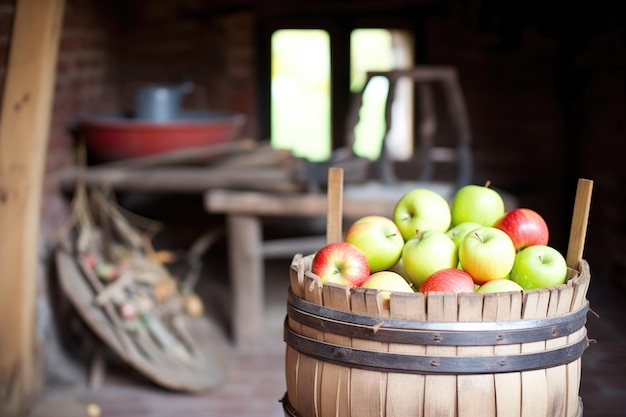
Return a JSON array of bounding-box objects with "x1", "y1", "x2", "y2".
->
[
  {"x1": 311, "y1": 242, "x2": 370, "y2": 287},
  {"x1": 494, "y1": 208, "x2": 549, "y2": 251},
  {"x1": 419, "y1": 268, "x2": 475, "y2": 293}
]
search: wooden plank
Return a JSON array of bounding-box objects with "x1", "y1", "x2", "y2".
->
[
  {"x1": 0, "y1": 0, "x2": 65, "y2": 415},
  {"x1": 227, "y1": 215, "x2": 264, "y2": 351},
  {"x1": 58, "y1": 165, "x2": 305, "y2": 193},
  {"x1": 205, "y1": 188, "x2": 397, "y2": 219},
  {"x1": 566, "y1": 179, "x2": 593, "y2": 270},
  {"x1": 210, "y1": 141, "x2": 294, "y2": 170},
  {"x1": 262, "y1": 235, "x2": 326, "y2": 259},
  {"x1": 326, "y1": 167, "x2": 344, "y2": 244}
]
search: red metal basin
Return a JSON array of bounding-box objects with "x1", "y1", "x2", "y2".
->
[{"x1": 78, "y1": 111, "x2": 246, "y2": 162}]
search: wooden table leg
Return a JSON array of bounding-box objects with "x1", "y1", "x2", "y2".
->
[{"x1": 227, "y1": 214, "x2": 264, "y2": 351}]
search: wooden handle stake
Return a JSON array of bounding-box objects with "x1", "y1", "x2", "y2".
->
[
  {"x1": 326, "y1": 167, "x2": 344, "y2": 244},
  {"x1": 566, "y1": 178, "x2": 594, "y2": 270}
]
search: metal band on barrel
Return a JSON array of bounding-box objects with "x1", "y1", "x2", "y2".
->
[
  {"x1": 287, "y1": 292, "x2": 589, "y2": 346},
  {"x1": 284, "y1": 321, "x2": 588, "y2": 374}
]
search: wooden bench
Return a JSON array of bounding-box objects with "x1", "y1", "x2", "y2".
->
[{"x1": 204, "y1": 181, "x2": 518, "y2": 351}]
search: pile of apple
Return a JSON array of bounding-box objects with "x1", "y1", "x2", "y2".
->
[{"x1": 311, "y1": 183, "x2": 569, "y2": 298}]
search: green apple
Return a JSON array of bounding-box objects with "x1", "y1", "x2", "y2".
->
[
  {"x1": 361, "y1": 271, "x2": 415, "y2": 301},
  {"x1": 476, "y1": 278, "x2": 524, "y2": 293},
  {"x1": 510, "y1": 245, "x2": 568, "y2": 290},
  {"x1": 389, "y1": 258, "x2": 411, "y2": 282},
  {"x1": 344, "y1": 215, "x2": 404, "y2": 272},
  {"x1": 446, "y1": 221, "x2": 482, "y2": 249},
  {"x1": 450, "y1": 183, "x2": 505, "y2": 227},
  {"x1": 458, "y1": 226, "x2": 516, "y2": 284},
  {"x1": 393, "y1": 188, "x2": 451, "y2": 241},
  {"x1": 401, "y1": 230, "x2": 458, "y2": 288}
]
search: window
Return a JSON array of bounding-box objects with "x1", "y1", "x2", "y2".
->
[
  {"x1": 350, "y1": 29, "x2": 414, "y2": 161},
  {"x1": 268, "y1": 26, "x2": 416, "y2": 162},
  {"x1": 271, "y1": 29, "x2": 331, "y2": 161},
  {"x1": 258, "y1": 12, "x2": 428, "y2": 160}
]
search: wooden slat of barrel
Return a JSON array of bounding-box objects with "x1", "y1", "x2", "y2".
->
[
  {"x1": 546, "y1": 285, "x2": 575, "y2": 417},
  {"x1": 320, "y1": 283, "x2": 352, "y2": 417},
  {"x1": 349, "y1": 288, "x2": 386, "y2": 417},
  {"x1": 567, "y1": 263, "x2": 591, "y2": 416},
  {"x1": 286, "y1": 255, "x2": 305, "y2": 413},
  {"x1": 297, "y1": 272, "x2": 323, "y2": 417},
  {"x1": 521, "y1": 289, "x2": 551, "y2": 417},
  {"x1": 458, "y1": 293, "x2": 496, "y2": 417},
  {"x1": 494, "y1": 291, "x2": 523, "y2": 416},
  {"x1": 386, "y1": 292, "x2": 426, "y2": 417},
  {"x1": 423, "y1": 293, "x2": 458, "y2": 417}
]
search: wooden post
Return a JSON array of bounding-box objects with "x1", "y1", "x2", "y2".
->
[{"x1": 0, "y1": 0, "x2": 65, "y2": 415}]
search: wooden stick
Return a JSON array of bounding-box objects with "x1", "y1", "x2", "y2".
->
[
  {"x1": 326, "y1": 167, "x2": 344, "y2": 244},
  {"x1": 566, "y1": 179, "x2": 594, "y2": 270},
  {"x1": 89, "y1": 138, "x2": 256, "y2": 169},
  {"x1": 0, "y1": 1, "x2": 65, "y2": 413}
]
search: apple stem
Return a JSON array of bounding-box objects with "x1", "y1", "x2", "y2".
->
[
  {"x1": 474, "y1": 231, "x2": 483, "y2": 243},
  {"x1": 484, "y1": 180, "x2": 492, "y2": 188}
]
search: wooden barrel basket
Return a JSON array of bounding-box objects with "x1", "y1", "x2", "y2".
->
[{"x1": 282, "y1": 253, "x2": 590, "y2": 417}]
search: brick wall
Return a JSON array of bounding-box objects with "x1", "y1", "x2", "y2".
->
[
  {"x1": 44, "y1": 0, "x2": 121, "y2": 232},
  {"x1": 0, "y1": 0, "x2": 623, "y2": 388},
  {"x1": 423, "y1": 6, "x2": 570, "y2": 249},
  {"x1": 118, "y1": 1, "x2": 258, "y2": 137}
]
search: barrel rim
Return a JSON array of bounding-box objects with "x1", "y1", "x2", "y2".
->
[
  {"x1": 288, "y1": 291, "x2": 589, "y2": 345},
  {"x1": 284, "y1": 320, "x2": 589, "y2": 374}
]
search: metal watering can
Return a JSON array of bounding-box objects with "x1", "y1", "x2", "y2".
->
[{"x1": 134, "y1": 81, "x2": 194, "y2": 122}]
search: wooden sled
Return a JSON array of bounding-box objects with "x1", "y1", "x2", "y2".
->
[{"x1": 54, "y1": 179, "x2": 227, "y2": 393}]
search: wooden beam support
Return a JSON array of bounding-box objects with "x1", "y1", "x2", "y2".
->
[{"x1": 0, "y1": 0, "x2": 65, "y2": 415}]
